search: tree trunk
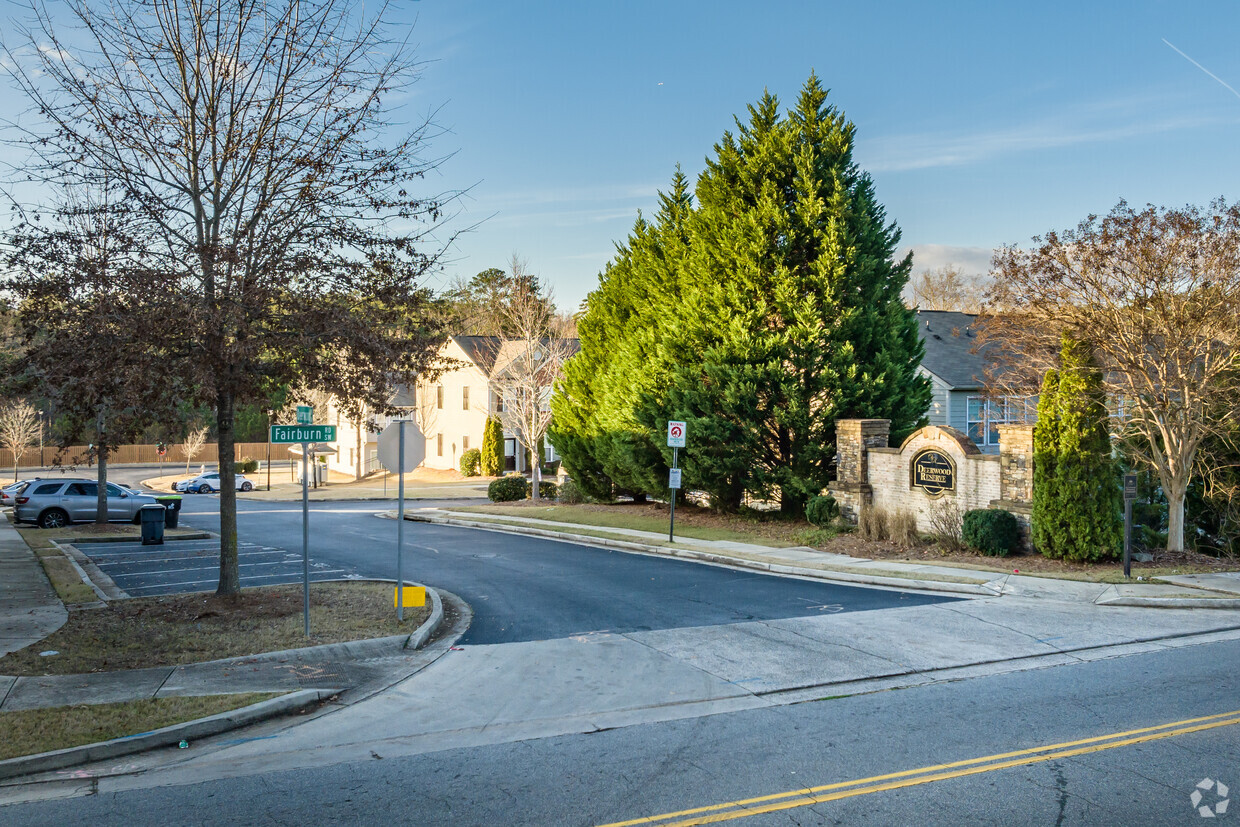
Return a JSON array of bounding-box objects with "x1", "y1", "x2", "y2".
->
[
  {"x1": 530, "y1": 444, "x2": 541, "y2": 501},
  {"x1": 355, "y1": 416, "x2": 363, "y2": 479},
  {"x1": 216, "y1": 389, "x2": 240, "y2": 595},
  {"x1": 1167, "y1": 485, "x2": 1187, "y2": 553},
  {"x1": 96, "y1": 444, "x2": 108, "y2": 525}
]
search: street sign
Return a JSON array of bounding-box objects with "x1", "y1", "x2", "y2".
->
[
  {"x1": 669, "y1": 468, "x2": 682, "y2": 490},
  {"x1": 667, "y1": 420, "x2": 687, "y2": 448},
  {"x1": 378, "y1": 421, "x2": 425, "y2": 472},
  {"x1": 271, "y1": 424, "x2": 337, "y2": 444},
  {"x1": 296, "y1": 405, "x2": 313, "y2": 425},
  {"x1": 1123, "y1": 473, "x2": 1138, "y2": 500}
]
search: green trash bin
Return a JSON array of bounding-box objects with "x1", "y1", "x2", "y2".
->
[
  {"x1": 139, "y1": 504, "x2": 165, "y2": 545},
  {"x1": 155, "y1": 495, "x2": 182, "y2": 529}
]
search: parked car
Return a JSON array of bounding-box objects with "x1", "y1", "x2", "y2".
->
[
  {"x1": 1, "y1": 479, "x2": 38, "y2": 508},
  {"x1": 174, "y1": 471, "x2": 254, "y2": 493},
  {"x1": 14, "y1": 479, "x2": 159, "y2": 528}
]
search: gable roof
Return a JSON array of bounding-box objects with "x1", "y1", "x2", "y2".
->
[
  {"x1": 453, "y1": 335, "x2": 503, "y2": 373},
  {"x1": 916, "y1": 310, "x2": 995, "y2": 390}
]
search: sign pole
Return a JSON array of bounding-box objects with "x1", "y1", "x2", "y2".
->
[
  {"x1": 669, "y1": 446, "x2": 678, "y2": 542},
  {"x1": 397, "y1": 420, "x2": 406, "y2": 622},
  {"x1": 1123, "y1": 473, "x2": 1137, "y2": 579},
  {"x1": 302, "y1": 440, "x2": 310, "y2": 636}
]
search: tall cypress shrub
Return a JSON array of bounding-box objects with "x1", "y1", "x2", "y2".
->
[
  {"x1": 1031, "y1": 369, "x2": 1061, "y2": 556},
  {"x1": 480, "y1": 416, "x2": 504, "y2": 477},
  {"x1": 1033, "y1": 336, "x2": 1123, "y2": 561}
]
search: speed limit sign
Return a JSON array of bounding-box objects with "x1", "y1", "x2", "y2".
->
[{"x1": 667, "y1": 421, "x2": 687, "y2": 448}]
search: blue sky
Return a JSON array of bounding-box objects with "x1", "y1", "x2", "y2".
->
[{"x1": 406, "y1": 1, "x2": 1240, "y2": 310}]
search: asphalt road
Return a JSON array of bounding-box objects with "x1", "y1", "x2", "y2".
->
[
  {"x1": 82, "y1": 494, "x2": 954, "y2": 644},
  {"x1": 6, "y1": 633, "x2": 1236, "y2": 825}
]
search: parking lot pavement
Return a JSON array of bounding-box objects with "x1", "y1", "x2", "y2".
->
[{"x1": 68, "y1": 538, "x2": 356, "y2": 597}]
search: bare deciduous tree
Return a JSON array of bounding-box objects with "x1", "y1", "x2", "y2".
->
[
  {"x1": 181, "y1": 423, "x2": 210, "y2": 474},
  {"x1": 906, "y1": 265, "x2": 988, "y2": 312},
  {"x1": 5, "y1": 0, "x2": 453, "y2": 592},
  {"x1": 987, "y1": 200, "x2": 1240, "y2": 552},
  {"x1": 488, "y1": 265, "x2": 576, "y2": 502},
  {"x1": 0, "y1": 400, "x2": 40, "y2": 482}
]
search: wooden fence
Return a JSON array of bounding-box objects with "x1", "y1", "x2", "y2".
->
[{"x1": 0, "y1": 442, "x2": 295, "y2": 470}]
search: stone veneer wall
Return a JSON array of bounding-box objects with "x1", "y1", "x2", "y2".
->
[
  {"x1": 829, "y1": 419, "x2": 1035, "y2": 544},
  {"x1": 867, "y1": 426, "x2": 1001, "y2": 534}
]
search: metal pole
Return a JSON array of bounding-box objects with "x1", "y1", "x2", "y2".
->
[
  {"x1": 397, "y1": 420, "x2": 406, "y2": 621},
  {"x1": 302, "y1": 441, "x2": 310, "y2": 636},
  {"x1": 669, "y1": 446, "x2": 677, "y2": 542},
  {"x1": 266, "y1": 411, "x2": 272, "y2": 491},
  {"x1": 1123, "y1": 497, "x2": 1133, "y2": 579}
]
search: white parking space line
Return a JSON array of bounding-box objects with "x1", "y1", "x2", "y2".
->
[
  {"x1": 123, "y1": 570, "x2": 348, "y2": 594},
  {"x1": 93, "y1": 551, "x2": 286, "y2": 566}
]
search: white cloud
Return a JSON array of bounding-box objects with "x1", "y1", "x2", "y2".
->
[
  {"x1": 900, "y1": 244, "x2": 995, "y2": 277},
  {"x1": 860, "y1": 109, "x2": 1214, "y2": 173}
]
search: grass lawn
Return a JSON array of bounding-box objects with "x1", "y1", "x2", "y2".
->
[
  {"x1": 0, "y1": 693, "x2": 282, "y2": 761},
  {"x1": 453, "y1": 502, "x2": 811, "y2": 547},
  {"x1": 447, "y1": 501, "x2": 1235, "y2": 584},
  {"x1": 0, "y1": 581, "x2": 431, "y2": 676}
]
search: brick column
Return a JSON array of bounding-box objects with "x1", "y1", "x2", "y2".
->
[{"x1": 828, "y1": 419, "x2": 889, "y2": 523}]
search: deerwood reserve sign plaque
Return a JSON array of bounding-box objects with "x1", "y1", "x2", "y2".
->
[{"x1": 911, "y1": 449, "x2": 955, "y2": 496}]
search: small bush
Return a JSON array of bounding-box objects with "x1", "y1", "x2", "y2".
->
[
  {"x1": 531, "y1": 480, "x2": 557, "y2": 500},
  {"x1": 558, "y1": 478, "x2": 585, "y2": 504},
  {"x1": 806, "y1": 495, "x2": 839, "y2": 528},
  {"x1": 488, "y1": 475, "x2": 527, "y2": 502},
  {"x1": 233, "y1": 460, "x2": 259, "y2": 474},
  {"x1": 889, "y1": 510, "x2": 920, "y2": 547},
  {"x1": 459, "y1": 448, "x2": 481, "y2": 477},
  {"x1": 859, "y1": 506, "x2": 889, "y2": 541},
  {"x1": 962, "y1": 509, "x2": 1019, "y2": 557},
  {"x1": 927, "y1": 498, "x2": 965, "y2": 552}
]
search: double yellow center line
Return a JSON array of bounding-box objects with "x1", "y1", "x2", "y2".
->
[{"x1": 599, "y1": 710, "x2": 1240, "y2": 827}]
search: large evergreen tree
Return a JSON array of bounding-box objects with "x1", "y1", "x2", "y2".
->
[{"x1": 552, "y1": 75, "x2": 929, "y2": 515}]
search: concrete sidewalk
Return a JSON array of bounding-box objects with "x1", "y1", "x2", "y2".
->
[
  {"x1": 409, "y1": 507, "x2": 1240, "y2": 609},
  {"x1": 0, "y1": 521, "x2": 67, "y2": 658}
]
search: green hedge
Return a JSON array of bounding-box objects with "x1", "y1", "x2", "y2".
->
[
  {"x1": 459, "y1": 448, "x2": 481, "y2": 477},
  {"x1": 962, "y1": 509, "x2": 1019, "y2": 557},
  {"x1": 233, "y1": 459, "x2": 259, "y2": 474},
  {"x1": 806, "y1": 495, "x2": 839, "y2": 527},
  {"x1": 488, "y1": 475, "x2": 527, "y2": 502},
  {"x1": 532, "y1": 480, "x2": 557, "y2": 500}
]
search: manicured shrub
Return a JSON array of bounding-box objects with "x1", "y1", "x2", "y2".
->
[
  {"x1": 962, "y1": 509, "x2": 1019, "y2": 557},
  {"x1": 481, "y1": 417, "x2": 503, "y2": 477},
  {"x1": 459, "y1": 448, "x2": 481, "y2": 477},
  {"x1": 805, "y1": 495, "x2": 839, "y2": 528},
  {"x1": 488, "y1": 474, "x2": 527, "y2": 502},
  {"x1": 234, "y1": 459, "x2": 258, "y2": 474},
  {"x1": 531, "y1": 480, "x2": 557, "y2": 500},
  {"x1": 558, "y1": 478, "x2": 585, "y2": 504}
]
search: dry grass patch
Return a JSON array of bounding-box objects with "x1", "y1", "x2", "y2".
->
[
  {"x1": 0, "y1": 693, "x2": 281, "y2": 761},
  {"x1": 0, "y1": 582, "x2": 430, "y2": 676}
]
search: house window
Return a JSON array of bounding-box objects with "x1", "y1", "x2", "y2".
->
[
  {"x1": 966, "y1": 396, "x2": 1036, "y2": 447},
  {"x1": 462, "y1": 435, "x2": 470, "y2": 451},
  {"x1": 494, "y1": 392, "x2": 504, "y2": 413},
  {"x1": 436, "y1": 386, "x2": 444, "y2": 409},
  {"x1": 437, "y1": 433, "x2": 443, "y2": 456},
  {"x1": 462, "y1": 386, "x2": 470, "y2": 410}
]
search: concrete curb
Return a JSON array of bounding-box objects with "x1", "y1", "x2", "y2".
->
[
  {"x1": 1095, "y1": 596, "x2": 1240, "y2": 610},
  {"x1": 0, "y1": 689, "x2": 330, "y2": 781},
  {"x1": 0, "y1": 584, "x2": 444, "y2": 780},
  {"x1": 409, "y1": 513, "x2": 999, "y2": 598},
  {"x1": 59, "y1": 532, "x2": 213, "y2": 544}
]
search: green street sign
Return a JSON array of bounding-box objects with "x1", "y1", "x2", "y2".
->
[
  {"x1": 296, "y1": 405, "x2": 313, "y2": 425},
  {"x1": 271, "y1": 424, "x2": 337, "y2": 444}
]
